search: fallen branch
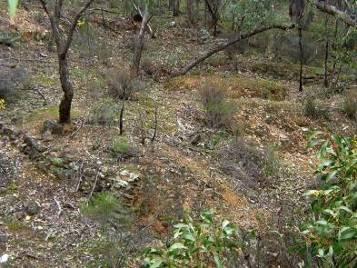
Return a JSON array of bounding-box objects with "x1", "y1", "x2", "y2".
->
[
  {"x1": 87, "y1": 169, "x2": 99, "y2": 204},
  {"x1": 175, "y1": 24, "x2": 295, "y2": 76},
  {"x1": 54, "y1": 197, "x2": 62, "y2": 217},
  {"x1": 315, "y1": 1, "x2": 356, "y2": 27}
]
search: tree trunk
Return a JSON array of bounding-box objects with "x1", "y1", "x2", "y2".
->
[
  {"x1": 173, "y1": 0, "x2": 180, "y2": 16},
  {"x1": 298, "y1": 27, "x2": 303, "y2": 92},
  {"x1": 175, "y1": 24, "x2": 295, "y2": 76},
  {"x1": 187, "y1": 0, "x2": 194, "y2": 24},
  {"x1": 132, "y1": 11, "x2": 149, "y2": 75},
  {"x1": 58, "y1": 56, "x2": 74, "y2": 124},
  {"x1": 324, "y1": 16, "x2": 329, "y2": 88}
]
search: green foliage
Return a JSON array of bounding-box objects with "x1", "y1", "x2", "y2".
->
[
  {"x1": 303, "y1": 133, "x2": 357, "y2": 266},
  {"x1": 81, "y1": 192, "x2": 130, "y2": 226},
  {"x1": 88, "y1": 98, "x2": 119, "y2": 126},
  {"x1": 143, "y1": 210, "x2": 241, "y2": 268},
  {"x1": 111, "y1": 136, "x2": 130, "y2": 157}
]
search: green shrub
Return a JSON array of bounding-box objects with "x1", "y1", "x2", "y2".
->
[
  {"x1": 88, "y1": 98, "x2": 119, "y2": 126},
  {"x1": 143, "y1": 210, "x2": 241, "y2": 267},
  {"x1": 111, "y1": 136, "x2": 130, "y2": 157},
  {"x1": 302, "y1": 133, "x2": 357, "y2": 266},
  {"x1": 200, "y1": 85, "x2": 235, "y2": 129}
]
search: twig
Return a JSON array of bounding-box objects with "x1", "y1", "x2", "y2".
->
[
  {"x1": 70, "y1": 118, "x2": 85, "y2": 138},
  {"x1": 75, "y1": 161, "x2": 84, "y2": 192},
  {"x1": 87, "y1": 169, "x2": 100, "y2": 204},
  {"x1": 54, "y1": 197, "x2": 62, "y2": 217},
  {"x1": 151, "y1": 106, "x2": 158, "y2": 143}
]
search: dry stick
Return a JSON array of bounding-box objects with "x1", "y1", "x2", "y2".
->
[
  {"x1": 54, "y1": 197, "x2": 62, "y2": 217},
  {"x1": 87, "y1": 170, "x2": 100, "y2": 204},
  {"x1": 75, "y1": 161, "x2": 84, "y2": 192},
  {"x1": 176, "y1": 24, "x2": 295, "y2": 76},
  {"x1": 151, "y1": 106, "x2": 158, "y2": 143}
]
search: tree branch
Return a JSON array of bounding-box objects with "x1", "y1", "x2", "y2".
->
[
  {"x1": 315, "y1": 1, "x2": 356, "y2": 27},
  {"x1": 175, "y1": 24, "x2": 295, "y2": 76},
  {"x1": 61, "y1": 0, "x2": 96, "y2": 57}
]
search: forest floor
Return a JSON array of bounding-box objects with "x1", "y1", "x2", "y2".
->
[{"x1": 0, "y1": 7, "x2": 356, "y2": 267}]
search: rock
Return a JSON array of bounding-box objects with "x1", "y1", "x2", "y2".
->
[
  {"x1": 198, "y1": 29, "x2": 211, "y2": 44},
  {"x1": 0, "y1": 254, "x2": 9, "y2": 264},
  {"x1": 24, "y1": 200, "x2": 41, "y2": 216},
  {"x1": 14, "y1": 211, "x2": 26, "y2": 220}
]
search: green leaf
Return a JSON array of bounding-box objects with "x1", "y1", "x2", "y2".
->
[
  {"x1": 214, "y1": 254, "x2": 224, "y2": 268},
  {"x1": 147, "y1": 257, "x2": 163, "y2": 268},
  {"x1": 168, "y1": 243, "x2": 187, "y2": 252},
  {"x1": 8, "y1": 0, "x2": 19, "y2": 18},
  {"x1": 338, "y1": 227, "x2": 356, "y2": 241}
]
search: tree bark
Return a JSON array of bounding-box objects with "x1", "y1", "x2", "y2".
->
[
  {"x1": 298, "y1": 26, "x2": 303, "y2": 91},
  {"x1": 187, "y1": 0, "x2": 194, "y2": 24},
  {"x1": 58, "y1": 56, "x2": 74, "y2": 123},
  {"x1": 132, "y1": 11, "x2": 150, "y2": 76},
  {"x1": 175, "y1": 24, "x2": 295, "y2": 76},
  {"x1": 323, "y1": 15, "x2": 329, "y2": 88}
]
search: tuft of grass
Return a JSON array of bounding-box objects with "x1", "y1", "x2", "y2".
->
[
  {"x1": 342, "y1": 93, "x2": 357, "y2": 120},
  {"x1": 4, "y1": 217, "x2": 27, "y2": 232},
  {"x1": 88, "y1": 98, "x2": 119, "y2": 126},
  {"x1": 111, "y1": 136, "x2": 130, "y2": 157},
  {"x1": 304, "y1": 97, "x2": 329, "y2": 120},
  {"x1": 263, "y1": 145, "x2": 281, "y2": 177},
  {"x1": 81, "y1": 192, "x2": 130, "y2": 226}
]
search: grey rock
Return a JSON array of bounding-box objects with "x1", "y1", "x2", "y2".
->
[{"x1": 24, "y1": 200, "x2": 41, "y2": 216}]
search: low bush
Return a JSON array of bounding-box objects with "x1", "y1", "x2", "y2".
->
[
  {"x1": 200, "y1": 85, "x2": 235, "y2": 129},
  {"x1": 143, "y1": 210, "x2": 241, "y2": 267},
  {"x1": 88, "y1": 98, "x2": 119, "y2": 126},
  {"x1": 107, "y1": 69, "x2": 143, "y2": 100},
  {"x1": 263, "y1": 145, "x2": 281, "y2": 177}
]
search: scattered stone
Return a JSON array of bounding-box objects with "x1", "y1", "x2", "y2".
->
[
  {"x1": 42, "y1": 120, "x2": 64, "y2": 135},
  {"x1": 0, "y1": 233, "x2": 8, "y2": 243}
]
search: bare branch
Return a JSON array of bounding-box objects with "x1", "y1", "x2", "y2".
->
[
  {"x1": 176, "y1": 24, "x2": 295, "y2": 76},
  {"x1": 315, "y1": 1, "x2": 356, "y2": 27},
  {"x1": 61, "y1": 0, "x2": 96, "y2": 57}
]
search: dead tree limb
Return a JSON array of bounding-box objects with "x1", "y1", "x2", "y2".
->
[
  {"x1": 132, "y1": 1, "x2": 156, "y2": 38},
  {"x1": 176, "y1": 24, "x2": 295, "y2": 76},
  {"x1": 315, "y1": 1, "x2": 356, "y2": 27}
]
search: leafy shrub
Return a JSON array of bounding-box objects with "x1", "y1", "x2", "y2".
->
[
  {"x1": 111, "y1": 136, "x2": 130, "y2": 157},
  {"x1": 107, "y1": 69, "x2": 143, "y2": 100},
  {"x1": 304, "y1": 97, "x2": 329, "y2": 119},
  {"x1": 302, "y1": 133, "x2": 357, "y2": 266},
  {"x1": 143, "y1": 210, "x2": 241, "y2": 267},
  {"x1": 200, "y1": 85, "x2": 235, "y2": 128},
  {"x1": 88, "y1": 98, "x2": 119, "y2": 126},
  {"x1": 342, "y1": 92, "x2": 357, "y2": 120}
]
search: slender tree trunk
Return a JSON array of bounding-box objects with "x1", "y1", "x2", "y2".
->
[
  {"x1": 58, "y1": 56, "x2": 74, "y2": 123},
  {"x1": 119, "y1": 101, "x2": 124, "y2": 135},
  {"x1": 187, "y1": 0, "x2": 194, "y2": 24},
  {"x1": 324, "y1": 16, "x2": 329, "y2": 88},
  {"x1": 298, "y1": 26, "x2": 303, "y2": 92},
  {"x1": 132, "y1": 11, "x2": 150, "y2": 75},
  {"x1": 173, "y1": 0, "x2": 180, "y2": 16}
]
